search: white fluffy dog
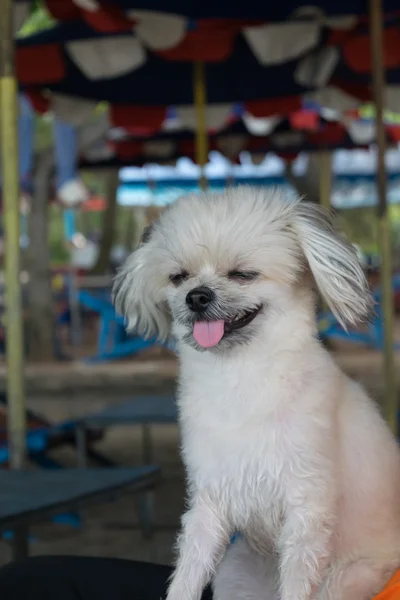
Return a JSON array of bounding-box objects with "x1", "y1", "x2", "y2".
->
[{"x1": 113, "y1": 187, "x2": 400, "y2": 600}]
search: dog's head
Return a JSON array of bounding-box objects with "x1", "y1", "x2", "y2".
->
[{"x1": 113, "y1": 187, "x2": 373, "y2": 352}]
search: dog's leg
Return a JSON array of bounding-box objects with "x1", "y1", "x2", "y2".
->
[
  {"x1": 166, "y1": 494, "x2": 230, "y2": 600},
  {"x1": 213, "y1": 538, "x2": 280, "y2": 600},
  {"x1": 315, "y1": 556, "x2": 400, "y2": 600},
  {"x1": 278, "y1": 485, "x2": 335, "y2": 600}
]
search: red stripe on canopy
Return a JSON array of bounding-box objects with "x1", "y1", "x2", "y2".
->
[
  {"x1": 17, "y1": 44, "x2": 65, "y2": 85},
  {"x1": 125, "y1": 126, "x2": 161, "y2": 136},
  {"x1": 307, "y1": 122, "x2": 347, "y2": 145},
  {"x1": 245, "y1": 97, "x2": 302, "y2": 117},
  {"x1": 387, "y1": 125, "x2": 400, "y2": 143},
  {"x1": 110, "y1": 105, "x2": 167, "y2": 129},
  {"x1": 343, "y1": 27, "x2": 400, "y2": 72},
  {"x1": 25, "y1": 90, "x2": 50, "y2": 114},
  {"x1": 45, "y1": 0, "x2": 81, "y2": 21},
  {"x1": 290, "y1": 110, "x2": 319, "y2": 131},
  {"x1": 82, "y1": 5, "x2": 134, "y2": 33},
  {"x1": 156, "y1": 27, "x2": 236, "y2": 62},
  {"x1": 157, "y1": 26, "x2": 238, "y2": 62},
  {"x1": 333, "y1": 81, "x2": 372, "y2": 102},
  {"x1": 113, "y1": 140, "x2": 144, "y2": 159}
]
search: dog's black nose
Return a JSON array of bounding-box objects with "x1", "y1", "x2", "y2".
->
[{"x1": 186, "y1": 287, "x2": 214, "y2": 313}]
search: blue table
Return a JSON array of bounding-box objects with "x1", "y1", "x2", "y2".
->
[
  {"x1": 75, "y1": 395, "x2": 178, "y2": 466},
  {"x1": 0, "y1": 466, "x2": 160, "y2": 561}
]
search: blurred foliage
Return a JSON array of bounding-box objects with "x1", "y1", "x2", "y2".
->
[
  {"x1": 43, "y1": 200, "x2": 400, "y2": 267},
  {"x1": 35, "y1": 115, "x2": 53, "y2": 151},
  {"x1": 360, "y1": 104, "x2": 400, "y2": 124},
  {"x1": 338, "y1": 205, "x2": 400, "y2": 264},
  {"x1": 81, "y1": 171, "x2": 107, "y2": 196},
  {"x1": 17, "y1": 0, "x2": 55, "y2": 37},
  {"x1": 48, "y1": 204, "x2": 137, "y2": 265},
  {"x1": 338, "y1": 207, "x2": 378, "y2": 254}
]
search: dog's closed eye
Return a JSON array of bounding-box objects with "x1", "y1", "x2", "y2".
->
[
  {"x1": 228, "y1": 270, "x2": 260, "y2": 283},
  {"x1": 169, "y1": 271, "x2": 189, "y2": 286}
]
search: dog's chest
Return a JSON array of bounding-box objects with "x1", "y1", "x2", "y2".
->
[
  {"x1": 180, "y1": 393, "x2": 298, "y2": 534},
  {"x1": 178, "y1": 358, "x2": 313, "y2": 530}
]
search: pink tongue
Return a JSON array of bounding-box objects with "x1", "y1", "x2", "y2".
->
[{"x1": 193, "y1": 320, "x2": 225, "y2": 348}]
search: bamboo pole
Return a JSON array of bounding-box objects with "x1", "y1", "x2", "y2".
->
[
  {"x1": 369, "y1": 0, "x2": 397, "y2": 432},
  {"x1": 193, "y1": 61, "x2": 208, "y2": 191},
  {"x1": 318, "y1": 152, "x2": 332, "y2": 211},
  {"x1": 0, "y1": 0, "x2": 26, "y2": 467}
]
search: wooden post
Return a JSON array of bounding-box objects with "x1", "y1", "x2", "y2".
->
[
  {"x1": 369, "y1": 0, "x2": 397, "y2": 432},
  {"x1": 193, "y1": 61, "x2": 208, "y2": 191},
  {"x1": 0, "y1": 0, "x2": 26, "y2": 467},
  {"x1": 91, "y1": 169, "x2": 119, "y2": 275},
  {"x1": 318, "y1": 152, "x2": 332, "y2": 211},
  {"x1": 63, "y1": 209, "x2": 82, "y2": 351},
  {"x1": 27, "y1": 150, "x2": 54, "y2": 362}
]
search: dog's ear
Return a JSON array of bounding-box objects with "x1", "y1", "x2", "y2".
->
[
  {"x1": 292, "y1": 201, "x2": 374, "y2": 328},
  {"x1": 112, "y1": 224, "x2": 171, "y2": 341}
]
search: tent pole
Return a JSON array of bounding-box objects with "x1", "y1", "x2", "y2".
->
[
  {"x1": 0, "y1": 0, "x2": 26, "y2": 465},
  {"x1": 369, "y1": 0, "x2": 397, "y2": 432},
  {"x1": 318, "y1": 151, "x2": 332, "y2": 211},
  {"x1": 193, "y1": 61, "x2": 208, "y2": 191}
]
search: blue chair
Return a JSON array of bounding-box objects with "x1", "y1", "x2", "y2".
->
[{"x1": 78, "y1": 289, "x2": 157, "y2": 362}]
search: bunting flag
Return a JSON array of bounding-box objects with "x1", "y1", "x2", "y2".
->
[
  {"x1": 18, "y1": 88, "x2": 400, "y2": 182},
  {"x1": 78, "y1": 116, "x2": 400, "y2": 169}
]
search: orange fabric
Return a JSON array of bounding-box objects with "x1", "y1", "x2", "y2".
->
[{"x1": 374, "y1": 570, "x2": 400, "y2": 600}]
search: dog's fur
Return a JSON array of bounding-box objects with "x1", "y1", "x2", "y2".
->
[{"x1": 113, "y1": 187, "x2": 400, "y2": 600}]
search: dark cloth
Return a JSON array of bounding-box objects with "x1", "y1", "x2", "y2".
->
[{"x1": 0, "y1": 556, "x2": 213, "y2": 600}]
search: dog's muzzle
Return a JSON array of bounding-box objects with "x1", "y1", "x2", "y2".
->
[{"x1": 186, "y1": 287, "x2": 215, "y2": 313}]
